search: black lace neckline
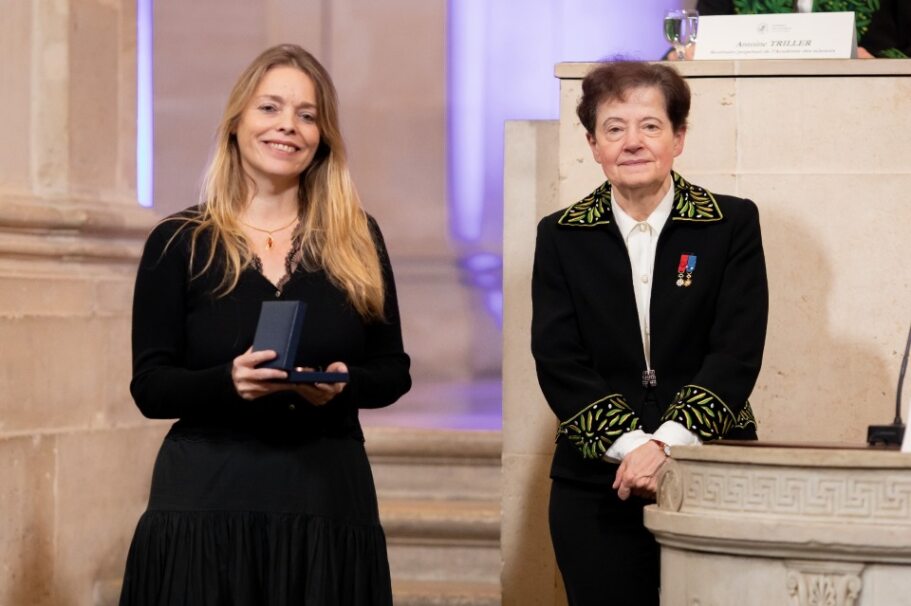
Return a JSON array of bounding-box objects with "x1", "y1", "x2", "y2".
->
[{"x1": 250, "y1": 231, "x2": 303, "y2": 294}]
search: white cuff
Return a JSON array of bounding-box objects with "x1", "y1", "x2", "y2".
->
[
  {"x1": 653, "y1": 421, "x2": 703, "y2": 447},
  {"x1": 604, "y1": 429, "x2": 653, "y2": 462}
]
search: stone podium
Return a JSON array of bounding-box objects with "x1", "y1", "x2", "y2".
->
[{"x1": 646, "y1": 444, "x2": 911, "y2": 605}]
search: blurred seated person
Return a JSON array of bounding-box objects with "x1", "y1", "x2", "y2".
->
[{"x1": 667, "y1": 0, "x2": 909, "y2": 59}]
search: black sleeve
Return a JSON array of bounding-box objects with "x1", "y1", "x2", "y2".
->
[
  {"x1": 129, "y1": 219, "x2": 243, "y2": 419},
  {"x1": 531, "y1": 218, "x2": 641, "y2": 460},
  {"x1": 860, "y1": 0, "x2": 911, "y2": 58},
  {"x1": 660, "y1": 200, "x2": 769, "y2": 439},
  {"x1": 696, "y1": 0, "x2": 736, "y2": 16},
  {"x1": 341, "y1": 216, "x2": 412, "y2": 409}
]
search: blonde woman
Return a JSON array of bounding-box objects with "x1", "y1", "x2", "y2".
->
[{"x1": 119, "y1": 45, "x2": 410, "y2": 605}]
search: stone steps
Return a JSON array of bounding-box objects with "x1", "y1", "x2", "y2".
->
[
  {"x1": 392, "y1": 580, "x2": 501, "y2": 606},
  {"x1": 364, "y1": 426, "x2": 502, "y2": 501},
  {"x1": 365, "y1": 427, "x2": 502, "y2": 603},
  {"x1": 381, "y1": 498, "x2": 500, "y2": 544}
]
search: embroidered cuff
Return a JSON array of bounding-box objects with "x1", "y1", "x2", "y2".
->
[
  {"x1": 661, "y1": 385, "x2": 756, "y2": 441},
  {"x1": 557, "y1": 394, "x2": 641, "y2": 460}
]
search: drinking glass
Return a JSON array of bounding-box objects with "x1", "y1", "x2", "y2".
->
[
  {"x1": 664, "y1": 9, "x2": 699, "y2": 60},
  {"x1": 684, "y1": 9, "x2": 699, "y2": 56}
]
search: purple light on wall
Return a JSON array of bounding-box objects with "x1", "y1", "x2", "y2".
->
[
  {"x1": 137, "y1": 0, "x2": 153, "y2": 207},
  {"x1": 447, "y1": 0, "x2": 487, "y2": 242},
  {"x1": 447, "y1": 0, "x2": 683, "y2": 319}
]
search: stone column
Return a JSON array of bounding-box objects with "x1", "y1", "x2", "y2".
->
[
  {"x1": 501, "y1": 120, "x2": 567, "y2": 605},
  {"x1": 0, "y1": 2, "x2": 161, "y2": 604}
]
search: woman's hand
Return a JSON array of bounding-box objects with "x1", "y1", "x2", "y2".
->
[
  {"x1": 612, "y1": 440, "x2": 668, "y2": 501},
  {"x1": 231, "y1": 347, "x2": 289, "y2": 400},
  {"x1": 290, "y1": 361, "x2": 349, "y2": 406}
]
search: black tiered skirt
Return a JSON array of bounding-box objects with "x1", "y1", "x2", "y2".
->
[{"x1": 119, "y1": 426, "x2": 392, "y2": 606}]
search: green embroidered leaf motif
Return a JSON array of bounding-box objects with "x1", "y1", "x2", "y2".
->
[
  {"x1": 671, "y1": 173, "x2": 721, "y2": 222},
  {"x1": 734, "y1": 401, "x2": 758, "y2": 430},
  {"x1": 679, "y1": 187, "x2": 716, "y2": 219},
  {"x1": 557, "y1": 395, "x2": 641, "y2": 459},
  {"x1": 660, "y1": 384, "x2": 744, "y2": 441},
  {"x1": 559, "y1": 184, "x2": 612, "y2": 226}
]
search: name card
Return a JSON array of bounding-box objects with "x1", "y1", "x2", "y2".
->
[{"x1": 694, "y1": 12, "x2": 856, "y2": 60}]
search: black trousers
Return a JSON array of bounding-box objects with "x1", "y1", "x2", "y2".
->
[{"x1": 549, "y1": 477, "x2": 660, "y2": 606}]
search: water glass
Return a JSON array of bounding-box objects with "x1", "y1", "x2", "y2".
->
[{"x1": 664, "y1": 9, "x2": 699, "y2": 60}]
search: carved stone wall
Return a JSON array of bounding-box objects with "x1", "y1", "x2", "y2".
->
[
  {"x1": 785, "y1": 561, "x2": 864, "y2": 606},
  {"x1": 0, "y1": 3, "x2": 163, "y2": 604}
]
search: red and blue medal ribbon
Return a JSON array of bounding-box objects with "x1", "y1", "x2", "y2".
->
[
  {"x1": 676, "y1": 254, "x2": 689, "y2": 287},
  {"x1": 676, "y1": 253, "x2": 697, "y2": 287}
]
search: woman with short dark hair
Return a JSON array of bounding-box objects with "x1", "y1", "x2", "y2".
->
[{"x1": 532, "y1": 61, "x2": 768, "y2": 605}]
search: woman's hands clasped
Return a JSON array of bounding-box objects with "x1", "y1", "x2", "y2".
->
[
  {"x1": 231, "y1": 348, "x2": 347, "y2": 406},
  {"x1": 612, "y1": 440, "x2": 668, "y2": 501}
]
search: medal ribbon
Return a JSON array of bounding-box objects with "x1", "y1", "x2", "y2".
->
[
  {"x1": 677, "y1": 254, "x2": 689, "y2": 274},
  {"x1": 686, "y1": 255, "x2": 697, "y2": 273}
]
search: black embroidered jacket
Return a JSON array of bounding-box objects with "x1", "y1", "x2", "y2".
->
[{"x1": 531, "y1": 173, "x2": 768, "y2": 484}]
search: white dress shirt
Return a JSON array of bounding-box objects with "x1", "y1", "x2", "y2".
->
[{"x1": 605, "y1": 184, "x2": 702, "y2": 461}]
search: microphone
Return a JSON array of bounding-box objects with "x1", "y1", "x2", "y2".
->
[{"x1": 867, "y1": 323, "x2": 910, "y2": 446}]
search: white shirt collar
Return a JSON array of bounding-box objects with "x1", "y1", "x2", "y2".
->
[{"x1": 611, "y1": 183, "x2": 674, "y2": 241}]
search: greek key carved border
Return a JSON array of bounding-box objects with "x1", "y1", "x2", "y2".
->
[{"x1": 681, "y1": 465, "x2": 911, "y2": 521}]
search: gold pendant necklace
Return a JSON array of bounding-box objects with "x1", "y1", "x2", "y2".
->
[{"x1": 240, "y1": 215, "x2": 299, "y2": 249}]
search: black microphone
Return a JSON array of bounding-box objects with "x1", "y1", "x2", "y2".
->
[{"x1": 867, "y1": 323, "x2": 910, "y2": 446}]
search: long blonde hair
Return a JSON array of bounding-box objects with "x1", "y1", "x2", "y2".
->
[{"x1": 181, "y1": 44, "x2": 385, "y2": 320}]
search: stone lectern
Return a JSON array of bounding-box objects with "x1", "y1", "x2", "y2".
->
[{"x1": 647, "y1": 444, "x2": 911, "y2": 606}]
